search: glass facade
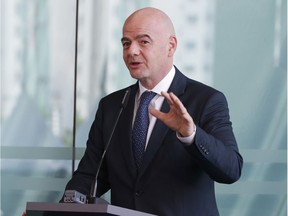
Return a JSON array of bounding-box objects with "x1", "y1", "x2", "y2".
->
[{"x1": 1, "y1": 0, "x2": 287, "y2": 215}]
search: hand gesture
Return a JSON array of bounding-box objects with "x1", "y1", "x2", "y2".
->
[{"x1": 149, "y1": 91, "x2": 195, "y2": 137}]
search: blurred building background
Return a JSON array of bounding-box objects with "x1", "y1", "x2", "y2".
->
[{"x1": 1, "y1": 0, "x2": 287, "y2": 215}]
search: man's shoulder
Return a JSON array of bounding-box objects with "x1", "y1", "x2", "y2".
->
[
  {"x1": 174, "y1": 67, "x2": 220, "y2": 95},
  {"x1": 187, "y1": 78, "x2": 219, "y2": 93},
  {"x1": 101, "y1": 84, "x2": 137, "y2": 104}
]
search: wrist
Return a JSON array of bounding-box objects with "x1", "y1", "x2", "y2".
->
[{"x1": 179, "y1": 124, "x2": 196, "y2": 137}]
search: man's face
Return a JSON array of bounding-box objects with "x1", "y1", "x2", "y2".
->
[{"x1": 121, "y1": 15, "x2": 174, "y2": 88}]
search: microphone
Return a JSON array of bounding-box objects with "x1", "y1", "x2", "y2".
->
[
  {"x1": 88, "y1": 87, "x2": 131, "y2": 204},
  {"x1": 64, "y1": 88, "x2": 131, "y2": 204}
]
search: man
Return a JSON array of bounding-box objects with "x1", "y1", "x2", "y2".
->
[{"x1": 62, "y1": 7, "x2": 243, "y2": 216}]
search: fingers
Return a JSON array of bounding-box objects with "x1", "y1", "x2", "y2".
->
[
  {"x1": 149, "y1": 106, "x2": 165, "y2": 120},
  {"x1": 160, "y1": 91, "x2": 173, "y2": 104},
  {"x1": 151, "y1": 91, "x2": 187, "y2": 121},
  {"x1": 151, "y1": 91, "x2": 195, "y2": 136},
  {"x1": 161, "y1": 91, "x2": 179, "y2": 106},
  {"x1": 161, "y1": 91, "x2": 187, "y2": 114}
]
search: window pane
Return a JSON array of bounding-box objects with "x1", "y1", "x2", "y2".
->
[{"x1": 1, "y1": 0, "x2": 76, "y2": 215}]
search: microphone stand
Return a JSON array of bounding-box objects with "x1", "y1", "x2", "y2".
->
[{"x1": 87, "y1": 88, "x2": 131, "y2": 204}]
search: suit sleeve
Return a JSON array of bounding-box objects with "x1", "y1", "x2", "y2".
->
[{"x1": 185, "y1": 91, "x2": 243, "y2": 184}]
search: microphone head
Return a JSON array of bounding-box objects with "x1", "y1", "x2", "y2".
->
[{"x1": 121, "y1": 88, "x2": 131, "y2": 108}]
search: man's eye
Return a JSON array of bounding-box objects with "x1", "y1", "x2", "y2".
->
[
  {"x1": 141, "y1": 40, "x2": 149, "y2": 45},
  {"x1": 122, "y1": 42, "x2": 130, "y2": 48}
]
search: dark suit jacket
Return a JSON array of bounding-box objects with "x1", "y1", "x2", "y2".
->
[{"x1": 64, "y1": 67, "x2": 243, "y2": 216}]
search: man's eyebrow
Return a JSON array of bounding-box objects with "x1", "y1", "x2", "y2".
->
[
  {"x1": 135, "y1": 34, "x2": 152, "y2": 40},
  {"x1": 121, "y1": 34, "x2": 152, "y2": 43},
  {"x1": 121, "y1": 37, "x2": 130, "y2": 43}
]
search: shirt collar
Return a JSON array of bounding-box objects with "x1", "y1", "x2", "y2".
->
[{"x1": 137, "y1": 66, "x2": 176, "y2": 101}]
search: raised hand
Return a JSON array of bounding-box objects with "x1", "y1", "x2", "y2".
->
[{"x1": 149, "y1": 91, "x2": 195, "y2": 137}]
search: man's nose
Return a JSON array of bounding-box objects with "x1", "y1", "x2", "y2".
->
[{"x1": 128, "y1": 42, "x2": 140, "y2": 56}]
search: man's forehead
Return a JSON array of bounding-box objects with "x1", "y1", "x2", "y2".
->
[{"x1": 121, "y1": 32, "x2": 153, "y2": 41}]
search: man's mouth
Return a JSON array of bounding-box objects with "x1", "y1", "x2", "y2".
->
[
  {"x1": 130, "y1": 61, "x2": 141, "y2": 65},
  {"x1": 129, "y1": 61, "x2": 143, "y2": 68}
]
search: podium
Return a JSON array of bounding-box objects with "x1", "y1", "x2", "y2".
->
[{"x1": 26, "y1": 202, "x2": 156, "y2": 216}]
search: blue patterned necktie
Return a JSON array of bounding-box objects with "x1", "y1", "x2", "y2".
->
[{"x1": 132, "y1": 91, "x2": 156, "y2": 169}]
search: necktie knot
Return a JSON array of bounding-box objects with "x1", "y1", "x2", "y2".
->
[{"x1": 139, "y1": 91, "x2": 156, "y2": 107}]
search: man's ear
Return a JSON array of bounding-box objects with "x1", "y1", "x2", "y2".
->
[{"x1": 168, "y1": 35, "x2": 177, "y2": 57}]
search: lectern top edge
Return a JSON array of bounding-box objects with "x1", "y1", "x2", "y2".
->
[{"x1": 26, "y1": 202, "x2": 157, "y2": 216}]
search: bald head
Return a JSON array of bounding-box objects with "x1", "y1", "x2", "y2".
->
[{"x1": 123, "y1": 7, "x2": 176, "y2": 38}]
